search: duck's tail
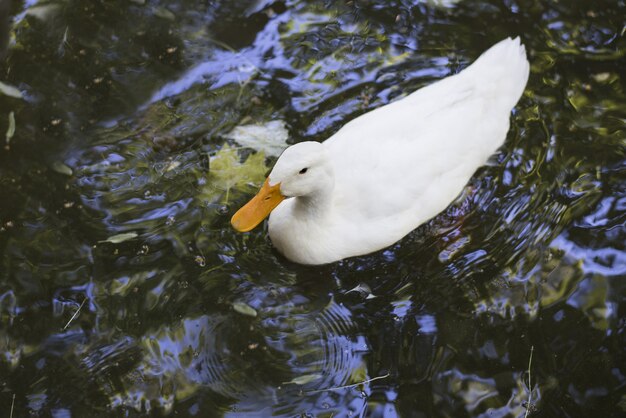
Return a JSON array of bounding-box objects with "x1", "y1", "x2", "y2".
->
[{"x1": 464, "y1": 37, "x2": 530, "y2": 112}]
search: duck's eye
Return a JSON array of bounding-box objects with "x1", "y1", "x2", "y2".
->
[{"x1": 299, "y1": 167, "x2": 308, "y2": 174}]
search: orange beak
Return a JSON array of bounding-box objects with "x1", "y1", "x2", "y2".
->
[{"x1": 231, "y1": 179, "x2": 285, "y2": 232}]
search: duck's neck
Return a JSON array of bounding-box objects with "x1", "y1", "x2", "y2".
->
[{"x1": 293, "y1": 184, "x2": 334, "y2": 221}]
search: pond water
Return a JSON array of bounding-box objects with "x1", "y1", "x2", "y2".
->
[{"x1": 0, "y1": 0, "x2": 625, "y2": 417}]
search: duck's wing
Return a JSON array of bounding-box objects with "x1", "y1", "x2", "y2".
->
[{"x1": 325, "y1": 38, "x2": 529, "y2": 230}]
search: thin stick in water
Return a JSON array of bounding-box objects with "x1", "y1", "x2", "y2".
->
[
  {"x1": 305, "y1": 373, "x2": 390, "y2": 394},
  {"x1": 524, "y1": 345, "x2": 534, "y2": 418},
  {"x1": 10, "y1": 393, "x2": 15, "y2": 418},
  {"x1": 63, "y1": 298, "x2": 87, "y2": 330}
]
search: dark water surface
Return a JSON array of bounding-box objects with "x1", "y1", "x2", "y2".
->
[{"x1": 1, "y1": 0, "x2": 625, "y2": 416}]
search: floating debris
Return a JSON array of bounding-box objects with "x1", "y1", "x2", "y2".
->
[
  {"x1": 164, "y1": 160, "x2": 181, "y2": 172},
  {"x1": 591, "y1": 72, "x2": 611, "y2": 83},
  {"x1": 25, "y1": 3, "x2": 61, "y2": 20},
  {"x1": 154, "y1": 7, "x2": 175, "y2": 20},
  {"x1": 51, "y1": 161, "x2": 73, "y2": 176},
  {"x1": 0, "y1": 82, "x2": 22, "y2": 99},
  {"x1": 194, "y1": 255, "x2": 206, "y2": 267},
  {"x1": 345, "y1": 283, "x2": 373, "y2": 298},
  {"x1": 5, "y1": 111, "x2": 15, "y2": 144},
  {"x1": 305, "y1": 373, "x2": 390, "y2": 393},
  {"x1": 99, "y1": 232, "x2": 138, "y2": 244},
  {"x1": 283, "y1": 374, "x2": 322, "y2": 386},
  {"x1": 525, "y1": 346, "x2": 535, "y2": 418},
  {"x1": 232, "y1": 301, "x2": 257, "y2": 317},
  {"x1": 62, "y1": 298, "x2": 87, "y2": 330}
]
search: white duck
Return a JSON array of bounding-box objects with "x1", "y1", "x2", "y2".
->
[{"x1": 231, "y1": 37, "x2": 530, "y2": 265}]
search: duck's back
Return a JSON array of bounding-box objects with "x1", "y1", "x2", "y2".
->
[{"x1": 323, "y1": 37, "x2": 529, "y2": 253}]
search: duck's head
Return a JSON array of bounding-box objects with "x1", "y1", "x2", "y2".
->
[{"x1": 231, "y1": 141, "x2": 333, "y2": 232}]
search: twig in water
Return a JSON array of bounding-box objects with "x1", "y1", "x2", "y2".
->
[
  {"x1": 524, "y1": 345, "x2": 534, "y2": 418},
  {"x1": 305, "y1": 373, "x2": 390, "y2": 394},
  {"x1": 63, "y1": 298, "x2": 87, "y2": 330},
  {"x1": 10, "y1": 393, "x2": 15, "y2": 418}
]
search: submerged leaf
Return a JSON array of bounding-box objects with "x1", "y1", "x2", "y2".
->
[
  {"x1": 224, "y1": 120, "x2": 289, "y2": 157},
  {"x1": 99, "y1": 232, "x2": 139, "y2": 244},
  {"x1": 0, "y1": 82, "x2": 23, "y2": 99},
  {"x1": 232, "y1": 302, "x2": 257, "y2": 317},
  {"x1": 208, "y1": 144, "x2": 267, "y2": 202}
]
